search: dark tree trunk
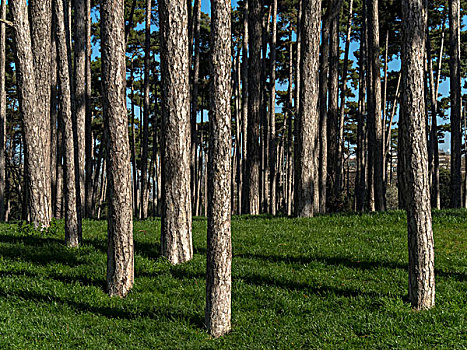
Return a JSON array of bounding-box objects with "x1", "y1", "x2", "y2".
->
[
  {"x1": 102, "y1": 0, "x2": 134, "y2": 297},
  {"x1": 245, "y1": 0, "x2": 261, "y2": 215},
  {"x1": 73, "y1": 0, "x2": 86, "y2": 217},
  {"x1": 368, "y1": 0, "x2": 385, "y2": 211},
  {"x1": 160, "y1": 0, "x2": 193, "y2": 264},
  {"x1": 240, "y1": 0, "x2": 248, "y2": 215},
  {"x1": 85, "y1": 0, "x2": 93, "y2": 218},
  {"x1": 0, "y1": 0, "x2": 5, "y2": 220},
  {"x1": 54, "y1": 0, "x2": 82, "y2": 247},
  {"x1": 205, "y1": 0, "x2": 232, "y2": 337},
  {"x1": 400, "y1": 0, "x2": 435, "y2": 310},
  {"x1": 294, "y1": 0, "x2": 321, "y2": 217},
  {"x1": 269, "y1": 0, "x2": 278, "y2": 215},
  {"x1": 140, "y1": 0, "x2": 152, "y2": 219}
]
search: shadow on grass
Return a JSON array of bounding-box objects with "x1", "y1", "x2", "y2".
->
[{"x1": 0, "y1": 287, "x2": 205, "y2": 328}]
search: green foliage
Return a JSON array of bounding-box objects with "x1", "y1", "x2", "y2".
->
[{"x1": 0, "y1": 213, "x2": 465, "y2": 348}]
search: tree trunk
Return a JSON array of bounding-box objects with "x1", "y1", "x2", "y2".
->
[
  {"x1": 54, "y1": 0, "x2": 82, "y2": 247},
  {"x1": 160, "y1": 0, "x2": 193, "y2": 264},
  {"x1": 102, "y1": 0, "x2": 134, "y2": 297},
  {"x1": 368, "y1": 0, "x2": 385, "y2": 211},
  {"x1": 140, "y1": 0, "x2": 152, "y2": 220},
  {"x1": 0, "y1": 0, "x2": 6, "y2": 221},
  {"x1": 11, "y1": 0, "x2": 52, "y2": 229},
  {"x1": 294, "y1": 0, "x2": 321, "y2": 217},
  {"x1": 205, "y1": 0, "x2": 232, "y2": 337},
  {"x1": 327, "y1": 2, "x2": 340, "y2": 206},
  {"x1": 449, "y1": 0, "x2": 461, "y2": 208},
  {"x1": 400, "y1": 0, "x2": 435, "y2": 310},
  {"x1": 245, "y1": 0, "x2": 261, "y2": 215},
  {"x1": 268, "y1": 0, "x2": 278, "y2": 215},
  {"x1": 336, "y1": 0, "x2": 353, "y2": 202},
  {"x1": 73, "y1": 0, "x2": 86, "y2": 217},
  {"x1": 85, "y1": 0, "x2": 93, "y2": 218},
  {"x1": 240, "y1": 0, "x2": 248, "y2": 215}
]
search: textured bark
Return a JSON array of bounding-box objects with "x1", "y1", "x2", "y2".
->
[
  {"x1": 191, "y1": 0, "x2": 201, "y2": 214},
  {"x1": 29, "y1": 0, "x2": 53, "y2": 220},
  {"x1": 294, "y1": 0, "x2": 321, "y2": 217},
  {"x1": 205, "y1": 0, "x2": 232, "y2": 337},
  {"x1": 449, "y1": 0, "x2": 461, "y2": 208},
  {"x1": 368, "y1": 0, "x2": 385, "y2": 211},
  {"x1": 327, "y1": 3, "x2": 339, "y2": 203},
  {"x1": 101, "y1": 0, "x2": 134, "y2": 297},
  {"x1": 140, "y1": 0, "x2": 152, "y2": 219},
  {"x1": 240, "y1": 0, "x2": 248, "y2": 215},
  {"x1": 54, "y1": 0, "x2": 81, "y2": 247},
  {"x1": 400, "y1": 0, "x2": 435, "y2": 310},
  {"x1": 85, "y1": 0, "x2": 93, "y2": 218},
  {"x1": 245, "y1": 0, "x2": 261, "y2": 215},
  {"x1": 286, "y1": 35, "x2": 294, "y2": 216},
  {"x1": 268, "y1": 0, "x2": 278, "y2": 215},
  {"x1": 319, "y1": 7, "x2": 329, "y2": 214},
  {"x1": 159, "y1": 0, "x2": 193, "y2": 265},
  {"x1": 12, "y1": 0, "x2": 52, "y2": 229},
  {"x1": 73, "y1": 0, "x2": 86, "y2": 217},
  {"x1": 0, "y1": 0, "x2": 5, "y2": 220}
]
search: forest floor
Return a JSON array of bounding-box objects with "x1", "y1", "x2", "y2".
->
[{"x1": 0, "y1": 211, "x2": 465, "y2": 349}]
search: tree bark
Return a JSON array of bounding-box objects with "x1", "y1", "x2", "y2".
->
[
  {"x1": 268, "y1": 0, "x2": 278, "y2": 215},
  {"x1": 400, "y1": 0, "x2": 435, "y2": 310},
  {"x1": 54, "y1": 0, "x2": 82, "y2": 247},
  {"x1": 85, "y1": 0, "x2": 93, "y2": 218},
  {"x1": 73, "y1": 0, "x2": 86, "y2": 217},
  {"x1": 101, "y1": 0, "x2": 134, "y2": 297},
  {"x1": 0, "y1": 0, "x2": 6, "y2": 221},
  {"x1": 140, "y1": 0, "x2": 152, "y2": 220},
  {"x1": 245, "y1": 0, "x2": 261, "y2": 215},
  {"x1": 294, "y1": 0, "x2": 321, "y2": 217},
  {"x1": 368, "y1": 0, "x2": 385, "y2": 211},
  {"x1": 11, "y1": 0, "x2": 52, "y2": 229},
  {"x1": 449, "y1": 0, "x2": 461, "y2": 208},
  {"x1": 240, "y1": 0, "x2": 248, "y2": 215},
  {"x1": 159, "y1": 0, "x2": 193, "y2": 265},
  {"x1": 205, "y1": 0, "x2": 232, "y2": 337}
]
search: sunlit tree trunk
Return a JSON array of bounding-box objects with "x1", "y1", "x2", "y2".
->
[
  {"x1": 400, "y1": 0, "x2": 435, "y2": 310},
  {"x1": 160, "y1": 0, "x2": 193, "y2": 264},
  {"x1": 102, "y1": 0, "x2": 134, "y2": 297}
]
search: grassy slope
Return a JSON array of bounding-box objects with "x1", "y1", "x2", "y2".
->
[{"x1": 0, "y1": 210, "x2": 465, "y2": 349}]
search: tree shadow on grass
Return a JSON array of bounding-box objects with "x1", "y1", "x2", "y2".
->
[
  {"x1": 234, "y1": 252, "x2": 407, "y2": 271},
  {"x1": 0, "y1": 286, "x2": 205, "y2": 329},
  {"x1": 0, "y1": 240, "x2": 82, "y2": 267}
]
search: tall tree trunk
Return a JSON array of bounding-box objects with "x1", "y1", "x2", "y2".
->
[
  {"x1": 286, "y1": 34, "x2": 294, "y2": 216},
  {"x1": 205, "y1": 0, "x2": 232, "y2": 337},
  {"x1": 85, "y1": 0, "x2": 93, "y2": 218},
  {"x1": 11, "y1": 0, "x2": 52, "y2": 229},
  {"x1": 240, "y1": 0, "x2": 248, "y2": 215},
  {"x1": 102, "y1": 0, "x2": 134, "y2": 297},
  {"x1": 245, "y1": 0, "x2": 261, "y2": 215},
  {"x1": 191, "y1": 0, "x2": 201, "y2": 214},
  {"x1": 0, "y1": 0, "x2": 6, "y2": 221},
  {"x1": 400, "y1": 0, "x2": 435, "y2": 310},
  {"x1": 368, "y1": 0, "x2": 385, "y2": 211},
  {"x1": 73, "y1": 0, "x2": 86, "y2": 217},
  {"x1": 160, "y1": 0, "x2": 193, "y2": 264},
  {"x1": 294, "y1": 0, "x2": 321, "y2": 217},
  {"x1": 129, "y1": 61, "x2": 138, "y2": 217},
  {"x1": 327, "y1": 2, "x2": 340, "y2": 206},
  {"x1": 140, "y1": 0, "x2": 152, "y2": 220},
  {"x1": 449, "y1": 0, "x2": 461, "y2": 208},
  {"x1": 54, "y1": 0, "x2": 82, "y2": 247},
  {"x1": 269, "y1": 0, "x2": 278, "y2": 215},
  {"x1": 336, "y1": 0, "x2": 354, "y2": 202}
]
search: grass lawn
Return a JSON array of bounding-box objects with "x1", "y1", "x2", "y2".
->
[{"x1": 0, "y1": 210, "x2": 465, "y2": 349}]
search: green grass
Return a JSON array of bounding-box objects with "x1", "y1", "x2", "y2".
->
[{"x1": 0, "y1": 210, "x2": 465, "y2": 349}]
